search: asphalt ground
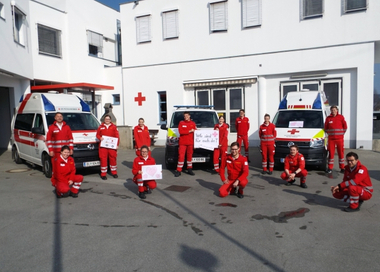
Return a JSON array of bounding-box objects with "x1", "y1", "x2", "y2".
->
[{"x1": 0, "y1": 146, "x2": 379, "y2": 272}]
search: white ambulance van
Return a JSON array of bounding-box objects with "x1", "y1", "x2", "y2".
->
[
  {"x1": 11, "y1": 92, "x2": 101, "y2": 177},
  {"x1": 272, "y1": 91, "x2": 330, "y2": 170}
]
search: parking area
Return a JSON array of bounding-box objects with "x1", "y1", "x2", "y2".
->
[{"x1": 0, "y1": 146, "x2": 379, "y2": 272}]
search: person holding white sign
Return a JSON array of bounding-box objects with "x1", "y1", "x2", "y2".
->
[
  {"x1": 96, "y1": 114, "x2": 119, "y2": 180},
  {"x1": 132, "y1": 145, "x2": 157, "y2": 199},
  {"x1": 213, "y1": 116, "x2": 229, "y2": 173}
]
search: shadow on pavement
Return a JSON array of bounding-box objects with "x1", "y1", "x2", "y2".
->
[
  {"x1": 53, "y1": 196, "x2": 62, "y2": 272},
  {"x1": 180, "y1": 244, "x2": 219, "y2": 272},
  {"x1": 282, "y1": 188, "x2": 345, "y2": 209},
  {"x1": 195, "y1": 179, "x2": 220, "y2": 197}
]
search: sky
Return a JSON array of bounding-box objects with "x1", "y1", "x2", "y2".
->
[{"x1": 96, "y1": 0, "x2": 127, "y2": 11}]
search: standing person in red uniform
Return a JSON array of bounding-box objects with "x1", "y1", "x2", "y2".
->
[
  {"x1": 175, "y1": 112, "x2": 197, "y2": 177},
  {"x1": 133, "y1": 118, "x2": 151, "y2": 157},
  {"x1": 54, "y1": 146, "x2": 83, "y2": 198},
  {"x1": 259, "y1": 114, "x2": 277, "y2": 175},
  {"x1": 235, "y1": 109, "x2": 250, "y2": 162},
  {"x1": 132, "y1": 145, "x2": 157, "y2": 199},
  {"x1": 280, "y1": 145, "x2": 308, "y2": 188},
  {"x1": 219, "y1": 142, "x2": 249, "y2": 199},
  {"x1": 324, "y1": 105, "x2": 347, "y2": 174},
  {"x1": 96, "y1": 114, "x2": 119, "y2": 180},
  {"x1": 46, "y1": 112, "x2": 74, "y2": 186},
  {"x1": 331, "y1": 152, "x2": 373, "y2": 212},
  {"x1": 213, "y1": 115, "x2": 229, "y2": 173}
]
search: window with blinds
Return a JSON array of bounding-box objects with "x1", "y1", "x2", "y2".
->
[
  {"x1": 38, "y1": 24, "x2": 61, "y2": 57},
  {"x1": 12, "y1": 6, "x2": 26, "y2": 45},
  {"x1": 344, "y1": 0, "x2": 367, "y2": 13},
  {"x1": 87, "y1": 30, "x2": 103, "y2": 57},
  {"x1": 301, "y1": 0, "x2": 323, "y2": 19},
  {"x1": 242, "y1": 0, "x2": 261, "y2": 28},
  {"x1": 210, "y1": 1, "x2": 228, "y2": 32},
  {"x1": 162, "y1": 10, "x2": 178, "y2": 40},
  {"x1": 136, "y1": 15, "x2": 151, "y2": 43}
]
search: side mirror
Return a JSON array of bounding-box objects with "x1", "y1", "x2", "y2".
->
[
  {"x1": 31, "y1": 127, "x2": 44, "y2": 135},
  {"x1": 160, "y1": 124, "x2": 167, "y2": 130}
]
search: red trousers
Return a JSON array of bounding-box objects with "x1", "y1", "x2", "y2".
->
[
  {"x1": 213, "y1": 146, "x2": 227, "y2": 172},
  {"x1": 133, "y1": 178, "x2": 157, "y2": 193},
  {"x1": 261, "y1": 144, "x2": 275, "y2": 171},
  {"x1": 219, "y1": 178, "x2": 248, "y2": 198},
  {"x1": 99, "y1": 147, "x2": 117, "y2": 177},
  {"x1": 56, "y1": 175, "x2": 83, "y2": 196},
  {"x1": 333, "y1": 186, "x2": 372, "y2": 209},
  {"x1": 177, "y1": 144, "x2": 193, "y2": 172},
  {"x1": 327, "y1": 138, "x2": 345, "y2": 170},
  {"x1": 280, "y1": 169, "x2": 308, "y2": 183},
  {"x1": 237, "y1": 135, "x2": 249, "y2": 158}
]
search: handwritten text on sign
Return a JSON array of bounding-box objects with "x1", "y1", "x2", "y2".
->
[{"x1": 194, "y1": 129, "x2": 219, "y2": 151}]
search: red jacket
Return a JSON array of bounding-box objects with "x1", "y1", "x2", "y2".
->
[
  {"x1": 235, "y1": 117, "x2": 250, "y2": 136},
  {"x1": 220, "y1": 154, "x2": 248, "y2": 182},
  {"x1": 178, "y1": 120, "x2": 197, "y2": 145},
  {"x1": 132, "y1": 155, "x2": 156, "y2": 181},
  {"x1": 96, "y1": 122, "x2": 119, "y2": 146},
  {"x1": 214, "y1": 123, "x2": 229, "y2": 147},
  {"x1": 54, "y1": 155, "x2": 76, "y2": 184},
  {"x1": 324, "y1": 114, "x2": 347, "y2": 140},
  {"x1": 259, "y1": 122, "x2": 277, "y2": 144},
  {"x1": 133, "y1": 125, "x2": 151, "y2": 148},
  {"x1": 46, "y1": 121, "x2": 74, "y2": 153},
  {"x1": 284, "y1": 152, "x2": 305, "y2": 172},
  {"x1": 339, "y1": 160, "x2": 373, "y2": 194}
]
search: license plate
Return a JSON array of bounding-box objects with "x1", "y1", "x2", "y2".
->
[
  {"x1": 280, "y1": 158, "x2": 285, "y2": 163},
  {"x1": 192, "y1": 157, "x2": 206, "y2": 163},
  {"x1": 83, "y1": 161, "x2": 100, "y2": 167}
]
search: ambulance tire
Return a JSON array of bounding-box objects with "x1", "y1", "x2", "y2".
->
[
  {"x1": 319, "y1": 151, "x2": 328, "y2": 171},
  {"x1": 43, "y1": 153, "x2": 53, "y2": 178},
  {"x1": 12, "y1": 145, "x2": 23, "y2": 164},
  {"x1": 165, "y1": 150, "x2": 176, "y2": 170}
]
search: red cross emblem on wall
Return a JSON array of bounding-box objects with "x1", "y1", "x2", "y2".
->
[
  {"x1": 287, "y1": 129, "x2": 300, "y2": 134},
  {"x1": 134, "y1": 92, "x2": 146, "y2": 106}
]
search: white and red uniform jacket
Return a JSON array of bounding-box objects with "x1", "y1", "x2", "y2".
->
[
  {"x1": 46, "y1": 121, "x2": 74, "y2": 153},
  {"x1": 324, "y1": 114, "x2": 347, "y2": 140},
  {"x1": 214, "y1": 123, "x2": 229, "y2": 147},
  {"x1": 132, "y1": 155, "x2": 156, "y2": 181},
  {"x1": 284, "y1": 152, "x2": 305, "y2": 172},
  {"x1": 220, "y1": 154, "x2": 249, "y2": 182},
  {"x1": 96, "y1": 122, "x2": 120, "y2": 146},
  {"x1": 54, "y1": 155, "x2": 77, "y2": 184},
  {"x1": 259, "y1": 122, "x2": 276, "y2": 144},
  {"x1": 178, "y1": 120, "x2": 197, "y2": 146},
  {"x1": 235, "y1": 117, "x2": 250, "y2": 136},
  {"x1": 339, "y1": 160, "x2": 373, "y2": 194},
  {"x1": 133, "y1": 125, "x2": 151, "y2": 148}
]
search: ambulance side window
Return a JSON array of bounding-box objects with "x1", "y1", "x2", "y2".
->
[
  {"x1": 14, "y1": 114, "x2": 35, "y2": 131},
  {"x1": 32, "y1": 114, "x2": 45, "y2": 134}
]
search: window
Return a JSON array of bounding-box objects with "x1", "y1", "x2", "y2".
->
[
  {"x1": 242, "y1": 0, "x2": 261, "y2": 28},
  {"x1": 344, "y1": 0, "x2": 367, "y2": 13},
  {"x1": 280, "y1": 82, "x2": 299, "y2": 98},
  {"x1": 301, "y1": 0, "x2": 323, "y2": 19},
  {"x1": 15, "y1": 114, "x2": 35, "y2": 131},
  {"x1": 0, "y1": 3, "x2": 5, "y2": 20},
  {"x1": 87, "y1": 30, "x2": 103, "y2": 57},
  {"x1": 196, "y1": 90, "x2": 210, "y2": 105},
  {"x1": 301, "y1": 81, "x2": 319, "y2": 91},
  {"x1": 158, "y1": 91, "x2": 167, "y2": 124},
  {"x1": 210, "y1": 1, "x2": 228, "y2": 32},
  {"x1": 321, "y1": 80, "x2": 341, "y2": 109},
  {"x1": 37, "y1": 24, "x2": 61, "y2": 57},
  {"x1": 32, "y1": 114, "x2": 45, "y2": 134},
  {"x1": 112, "y1": 94, "x2": 120, "y2": 105},
  {"x1": 136, "y1": 15, "x2": 151, "y2": 43},
  {"x1": 162, "y1": 10, "x2": 178, "y2": 39},
  {"x1": 12, "y1": 6, "x2": 26, "y2": 45}
]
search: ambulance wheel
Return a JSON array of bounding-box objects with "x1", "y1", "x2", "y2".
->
[
  {"x1": 165, "y1": 151, "x2": 176, "y2": 170},
  {"x1": 319, "y1": 151, "x2": 328, "y2": 171},
  {"x1": 43, "y1": 153, "x2": 53, "y2": 178},
  {"x1": 12, "y1": 145, "x2": 23, "y2": 164}
]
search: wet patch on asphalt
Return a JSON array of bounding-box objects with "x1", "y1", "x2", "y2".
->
[{"x1": 251, "y1": 208, "x2": 310, "y2": 223}]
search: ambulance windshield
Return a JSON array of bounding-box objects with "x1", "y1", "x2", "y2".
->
[
  {"x1": 46, "y1": 113, "x2": 100, "y2": 130},
  {"x1": 273, "y1": 110, "x2": 323, "y2": 128},
  {"x1": 170, "y1": 111, "x2": 219, "y2": 128}
]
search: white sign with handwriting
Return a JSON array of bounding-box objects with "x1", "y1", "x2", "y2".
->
[
  {"x1": 142, "y1": 164, "x2": 162, "y2": 180},
  {"x1": 194, "y1": 129, "x2": 219, "y2": 151},
  {"x1": 100, "y1": 136, "x2": 118, "y2": 149}
]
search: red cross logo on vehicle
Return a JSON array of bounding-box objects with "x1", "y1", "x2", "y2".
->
[{"x1": 287, "y1": 129, "x2": 300, "y2": 134}]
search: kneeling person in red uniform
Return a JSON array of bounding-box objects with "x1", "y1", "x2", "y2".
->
[
  {"x1": 331, "y1": 152, "x2": 373, "y2": 212},
  {"x1": 54, "y1": 145, "x2": 83, "y2": 198},
  {"x1": 132, "y1": 145, "x2": 157, "y2": 199},
  {"x1": 280, "y1": 144, "x2": 308, "y2": 188},
  {"x1": 219, "y1": 142, "x2": 249, "y2": 199}
]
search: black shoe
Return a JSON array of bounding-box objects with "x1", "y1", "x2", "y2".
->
[
  {"x1": 145, "y1": 185, "x2": 152, "y2": 194},
  {"x1": 101, "y1": 176, "x2": 107, "y2": 180},
  {"x1": 326, "y1": 169, "x2": 332, "y2": 174},
  {"x1": 343, "y1": 207, "x2": 360, "y2": 212},
  {"x1": 268, "y1": 171, "x2": 273, "y2": 175},
  {"x1": 70, "y1": 191, "x2": 78, "y2": 198},
  {"x1": 261, "y1": 170, "x2": 266, "y2": 174},
  {"x1": 300, "y1": 183, "x2": 308, "y2": 189},
  {"x1": 113, "y1": 174, "x2": 118, "y2": 178},
  {"x1": 174, "y1": 171, "x2": 181, "y2": 177},
  {"x1": 236, "y1": 191, "x2": 244, "y2": 199},
  {"x1": 138, "y1": 192, "x2": 146, "y2": 199},
  {"x1": 56, "y1": 191, "x2": 69, "y2": 198},
  {"x1": 340, "y1": 169, "x2": 345, "y2": 174},
  {"x1": 286, "y1": 180, "x2": 295, "y2": 186},
  {"x1": 187, "y1": 169, "x2": 195, "y2": 176},
  {"x1": 358, "y1": 200, "x2": 364, "y2": 208}
]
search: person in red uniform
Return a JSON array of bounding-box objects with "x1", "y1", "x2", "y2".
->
[
  {"x1": 213, "y1": 115, "x2": 229, "y2": 173},
  {"x1": 235, "y1": 109, "x2": 250, "y2": 162},
  {"x1": 259, "y1": 114, "x2": 277, "y2": 175},
  {"x1": 54, "y1": 145, "x2": 83, "y2": 198},
  {"x1": 175, "y1": 112, "x2": 197, "y2": 177},
  {"x1": 132, "y1": 145, "x2": 157, "y2": 199},
  {"x1": 96, "y1": 114, "x2": 119, "y2": 180},
  {"x1": 219, "y1": 142, "x2": 249, "y2": 199},
  {"x1": 133, "y1": 118, "x2": 151, "y2": 157},
  {"x1": 331, "y1": 152, "x2": 373, "y2": 212},
  {"x1": 46, "y1": 112, "x2": 74, "y2": 186},
  {"x1": 324, "y1": 105, "x2": 347, "y2": 174},
  {"x1": 280, "y1": 144, "x2": 308, "y2": 188}
]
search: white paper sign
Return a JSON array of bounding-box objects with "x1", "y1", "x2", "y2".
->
[
  {"x1": 289, "y1": 121, "x2": 304, "y2": 128},
  {"x1": 142, "y1": 164, "x2": 162, "y2": 180},
  {"x1": 194, "y1": 129, "x2": 219, "y2": 151},
  {"x1": 100, "y1": 136, "x2": 118, "y2": 149}
]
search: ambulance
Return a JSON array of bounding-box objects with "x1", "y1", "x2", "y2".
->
[
  {"x1": 11, "y1": 92, "x2": 101, "y2": 178},
  {"x1": 272, "y1": 91, "x2": 330, "y2": 170}
]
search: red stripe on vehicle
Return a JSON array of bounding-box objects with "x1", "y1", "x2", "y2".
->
[{"x1": 17, "y1": 93, "x2": 32, "y2": 114}]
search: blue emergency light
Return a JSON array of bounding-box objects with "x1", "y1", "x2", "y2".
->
[{"x1": 41, "y1": 94, "x2": 56, "y2": 111}]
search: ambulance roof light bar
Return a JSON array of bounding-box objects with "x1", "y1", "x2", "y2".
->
[{"x1": 174, "y1": 105, "x2": 214, "y2": 109}]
